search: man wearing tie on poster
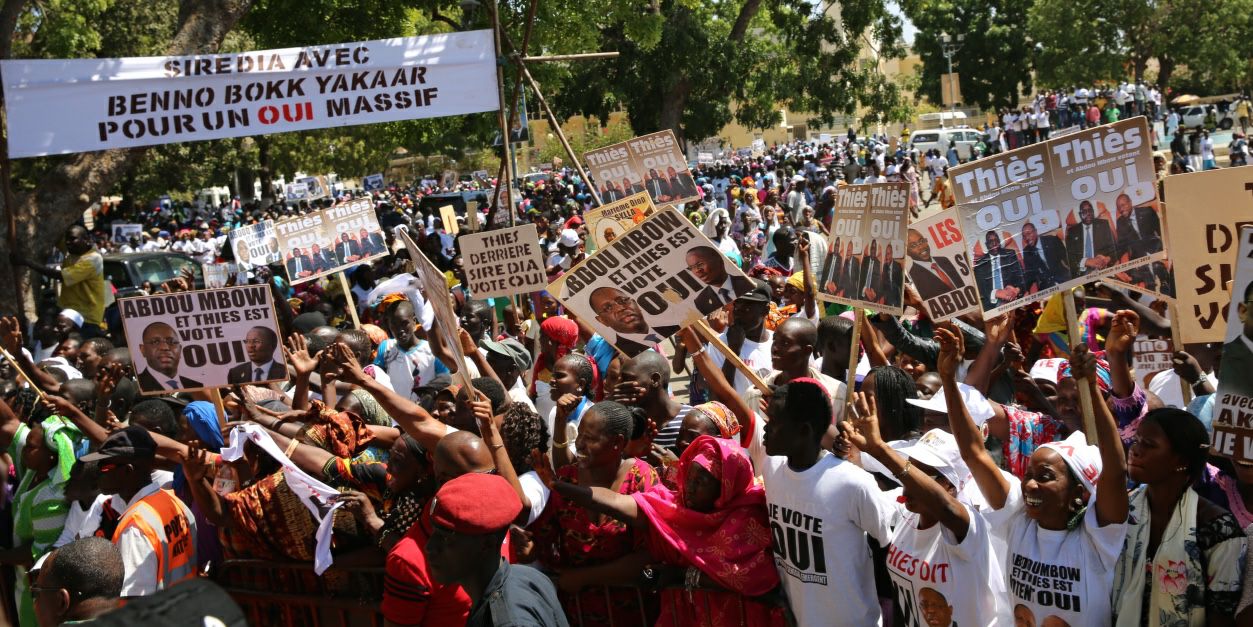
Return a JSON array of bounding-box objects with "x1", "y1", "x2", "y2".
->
[
  {"x1": 644, "y1": 168, "x2": 672, "y2": 202},
  {"x1": 287, "y1": 247, "x2": 314, "y2": 279},
  {"x1": 136, "y1": 322, "x2": 202, "y2": 392},
  {"x1": 589, "y1": 286, "x2": 680, "y2": 356},
  {"x1": 905, "y1": 228, "x2": 966, "y2": 297},
  {"x1": 822, "y1": 237, "x2": 844, "y2": 293},
  {"x1": 1065, "y1": 200, "x2": 1115, "y2": 277},
  {"x1": 336, "y1": 232, "x2": 362, "y2": 264},
  {"x1": 975, "y1": 230, "x2": 1025, "y2": 308},
  {"x1": 860, "y1": 240, "x2": 883, "y2": 302},
  {"x1": 687, "y1": 245, "x2": 755, "y2": 313},
  {"x1": 227, "y1": 326, "x2": 288, "y2": 384},
  {"x1": 1114, "y1": 192, "x2": 1164, "y2": 287},
  {"x1": 1020, "y1": 221, "x2": 1070, "y2": 291},
  {"x1": 880, "y1": 243, "x2": 904, "y2": 308}
]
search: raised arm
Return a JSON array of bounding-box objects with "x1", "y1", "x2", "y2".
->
[
  {"x1": 1072, "y1": 343, "x2": 1129, "y2": 526},
  {"x1": 550, "y1": 481, "x2": 642, "y2": 527},
  {"x1": 327, "y1": 343, "x2": 450, "y2": 450},
  {"x1": 1103, "y1": 310, "x2": 1138, "y2": 400},
  {"x1": 858, "y1": 310, "x2": 890, "y2": 367},
  {"x1": 1096, "y1": 281, "x2": 1169, "y2": 337},
  {"x1": 964, "y1": 312, "x2": 1013, "y2": 395},
  {"x1": 181, "y1": 441, "x2": 230, "y2": 528},
  {"x1": 841, "y1": 390, "x2": 969, "y2": 541},
  {"x1": 474, "y1": 396, "x2": 535, "y2": 524},
  {"x1": 935, "y1": 324, "x2": 1009, "y2": 508},
  {"x1": 284, "y1": 333, "x2": 319, "y2": 411},
  {"x1": 798, "y1": 236, "x2": 817, "y2": 319},
  {"x1": 677, "y1": 328, "x2": 755, "y2": 445}
]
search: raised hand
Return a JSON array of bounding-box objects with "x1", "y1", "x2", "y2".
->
[
  {"x1": 1104, "y1": 309, "x2": 1140, "y2": 356},
  {"x1": 458, "y1": 328, "x2": 478, "y2": 355},
  {"x1": 555, "y1": 393, "x2": 582, "y2": 421},
  {"x1": 0, "y1": 316, "x2": 23, "y2": 357},
  {"x1": 95, "y1": 362, "x2": 127, "y2": 400},
  {"x1": 841, "y1": 391, "x2": 885, "y2": 454},
  {"x1": 984, "y1": 310, "x2": 1015, "y2": 346},
  {"x1": 182, "y1": 440, "x2": 214, "y2": 483},
  {"x1": 934, "y1": 323, "x2": 965, "y2": 381},
  {"x1": 1171, "y1": 350, "x2": 1205, "y2": 384},
  {"x1": 284, "y1": 333, "x2": 318, "y2": 378}
]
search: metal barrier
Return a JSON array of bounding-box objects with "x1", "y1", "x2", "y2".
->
[{"x1": 213, "y1": 559, "x2": 384, "y2": 627}]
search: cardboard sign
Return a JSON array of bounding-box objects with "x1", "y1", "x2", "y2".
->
[
  {"x1": 458, "y1": 224, "x2": 545, "y2": 298},
  {"x1": 1210, "y1": 226, "x2": 1253, "y2": 461},
  {"x1": 298, "y1": 176, "x2": 330, "y2": 200},
  {"x1": 202, "y1": 263, "x2": 244, "y2": 288},
  {"x1": 1131, "y1": 336, "x2": 1174, "y2": 377},
  {"x1": 274, "y1": 198, "x2": 388, "y2": 285},
  {"x1": 119, "y1": 284, "x2": 286, "y2": 395},
  {"x1": 549, "y1": 207, "x2": 753, "y2": 357},
  {"x1": 1163, "y1": 167, "x2": 1253, "y2": 343},
  {"x1": 285, "y1": 182, "x2": 309, "y2": 201},
  {"x1": 111, "y1": 223, "x2": 142, "y2": 244},
  {"x1": 584, "y1": 192, "x2": 657, "y2": 249},
  {"x1": 815, "y1": 183, "x2": 909, "y2": 316},
  {"x1": 362, "y1": 173, "x2": 384, "y2": 191},
  {"x1": 228, "y1": 220, "x2": 282, "y2": 268},
  {"x1": 2, "y1": 31, "x2": 499, "y2": 158},
  {"x1": 902, "y1": 208, "x2": 979, "y2": 321},
  {"x1": 584, "y1": 130, "x2": 698, "y2": 208},
  {"x1": 951, "y1": 117, "x2": 1161, "y2": 318},
  {"x1": 396, "y1": 229, "x2": 474, "y2": 392},
  {"x1": 439, "y1": 205, "x2": 459, "y2": 235}
]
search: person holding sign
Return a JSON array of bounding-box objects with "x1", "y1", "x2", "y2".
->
[
  {"x1": 226, "y1": 327, "x2": 287, "y2": 384},
  {"x1": 1064, "y1": 200, "x2": 1116, "y2": 278},
  {"x1": 135, "y1": 322, "x2": 202, "y2": 393}
]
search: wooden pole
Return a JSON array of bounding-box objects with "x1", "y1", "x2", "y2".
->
[
  {"x1": 691, "y1": 320, "x2": 770, "y2": 394},
  {"x1": 523, "y1": 52, "x2": 621, "y2": 63},
  {"x1": 1169, "y1": 301, "x2": 1193, "y2": 405},
  {"x1": 337, "y1": 271, "x2": 361, "y2": 328},
  {"x1": 1, "y1": 347, "x2": 44, "y2": 400},
  {"x1": 488, "y1": 0, "x2": 517, "y2": 226},
  {"x1": 1062, "y1": 290, "x2": 1098, "y2": 444},
  {"x1": 207, "y1": 387, "x2": 227, "y2": 429},
  {"x1": 518, "y1": 64, "x2": 603, "y2": 207},
  {"x1": 845, "y1": 313, "x2": 861, "y2": 416}
]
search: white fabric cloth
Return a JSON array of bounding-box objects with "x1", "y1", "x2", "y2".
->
[
  {"x1": 221, "y1": 424, "x2": 344, "y2": 575},
  {"x1": 517, "y1": 470, "x2": 551, "y2": 527},
  {"x1": 707, "y1": 329, "x2": 774, "y2": 402}
]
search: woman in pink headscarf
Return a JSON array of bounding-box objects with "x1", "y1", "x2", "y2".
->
[
  {"x1": 531, "y1": 315, "x2": 580, "y2": 404},
  {"x1": 550, "y1": 435, "x2": 783, "y2": 626}
]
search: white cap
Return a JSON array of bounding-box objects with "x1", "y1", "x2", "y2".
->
[
  {"x1": 905, "y1": 382, "x2": 996, "y2": 426},
  {"x1": 897, "y1": 429, "x2": 969, "y2": 489},
  {"x1": 58, "y1": 309, "x2": 83, "y2": 328},
  {"x1": 1029, "y1": 358, "x2": 1066, "y2": 384},
  {"x1": 558, "y1": 229, "x2": 580, "y2": 248},
  {"x1": 792, "y1": 174, "x2": 806, "y2": 183}
]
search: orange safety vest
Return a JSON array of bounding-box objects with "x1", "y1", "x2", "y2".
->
[{"x1": 113, "y1": 488, "x2": 198, "y2": 589}]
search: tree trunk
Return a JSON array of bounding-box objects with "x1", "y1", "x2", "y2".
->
[
  {"x1": 257, "y1": 135, "x2": 274, "y2": 208},
  {"x1": 1158, "y1": 56, "x2": 1175, "y2": 90},
  {"x1": 657, "y1": 78, "x2": 692, "y2": 144},
  {"x1": 0, "y1": 0, "x2": 255, "y2": 319}
]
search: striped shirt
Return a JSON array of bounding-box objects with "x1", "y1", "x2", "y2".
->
[
  {"x1": 10, "y1": 423, "x2": 72, "y2": 627},
  {"x1": 653, "y1": 404, "x2": 692, "y2": 451}
]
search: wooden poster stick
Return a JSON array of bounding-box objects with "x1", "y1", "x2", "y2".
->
[
  {"x1": 845, "y1": 313, "x2": 861, "y2": 415},
  {"x1": 692, "y1": 320, "x2": 770, "y2": 395},
  {"x1": 207, "y1": 387, "x2": 227, "y2": 429},
  {"x1": 1, "y1": 347, "x2": 44, "y2": 400},
  {"x1": 337, "y1": 271, "x2": 362, "y2": 328},
  {"x1": 1062, "y1": 290, "x2": 1098, "y2": 445},
  {"x1": 1168, "y1": 301, "x2": 1193, "y2": 405}
]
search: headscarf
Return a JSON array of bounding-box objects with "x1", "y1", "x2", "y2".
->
[
  {"x1": 688, "y1": 402, "x2": 740, "y2": 440},
  {"x1": 1033, "y1": 290, "x2": 1104, "y2": 355},
  {"x1": 701, "y1": 208, "x2": 730, "y2": 239},
  {"x1": 1039, "y1": 430, "x2": 1102, "y2": 502},
  {"x1": 40, "y1": 416, "x2": 83, "y2": 484},
  {"x1": 540, "y1": 316, "x2": 579, "y2": 361},
  {"x1": 174, "y1": 401, "x2": 225, "y2": 494},
  {"x1": 300, "y1": 401, "x2": 375, "y2": 458},
  {"x1": 632, "y1": 435, "x2": 778, "y2": 596},
  {"x1": 349, "y1": 388, "x2": 390, "y2": 426},
  {"x1": 785, "y1": 271, "x2": 809, "y2": 294},
  {"x1": 360, "y1": 324, "x2": 388, "y2": 351}
]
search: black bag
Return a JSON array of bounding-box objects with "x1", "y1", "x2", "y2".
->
[{"x1": 89, "y1": 578, "x2": 247, "y2": 627}]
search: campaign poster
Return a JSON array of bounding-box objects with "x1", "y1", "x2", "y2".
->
[
  {"x1": 951, "y1": 117, "x2": 1160, "y2": 318},
  {"x1": 902, "y1": 208, "x2": 979, "y2": 321},
  {"x1": 585, "y1": 130, "x2": 698, "y2": 208},
  {"x1": 1210, "y1": 226, "x2": 1253, "y2": 461},
  {"x1": 285, "y1": 182, "x2": 309, "y2": 201},
  {"x1": 584, "y1": 192, "x2": 657, "y2": 249},
  {"x1": 549, "y1": 207, "x2": 753, "y2": 357},
  {"x1": 439, "y1": 205, "x2": 459, "y2": 235},
  {"x1": 1163, "y1": 167, "x2": 1253, "y2": 344},
  {"x1": 202, "y1": 263, "x2": 245, "y2": 288},
  {"x1": 274, "y1": 198, "x2": 388, "y2": 284},
  {"x1": 458, "y1": 224, "x2": 545, "y2": 298},
  {"x1": 1131, "y1": 336, "x2": 1174, "y2": 380},
  {"x1": 298, "y1": 175, "x2": 330, "y2": 200},
  {"x1": 2, "y1": 31, "x2": 499, "y2": 159},
  {"x1": 816, "y1": 183, "x2": 908, "y2": 316},
  {"x1": 119, "y1": 284, "x2": 286, "y2": 395},
  {"x1": 362, "y1": 173, "x2": 385, "y2": 191},
  {"x1": 396, "y1": 229, "x2": 474, "y2": 392},
  {"x1": 111, "y1": 223, "x2": 142, "y2": 244},
  {"x1": 228, "y1": 220, "x2": 282, "y2": 268}
]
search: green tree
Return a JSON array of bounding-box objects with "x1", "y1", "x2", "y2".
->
[{"x1": 902, "y1": 0, "x2": 1036, "y2": 110}]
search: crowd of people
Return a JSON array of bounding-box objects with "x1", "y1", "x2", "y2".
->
[{"x1": 0, "y1": 122, "x2": 1249, "y2": 627}]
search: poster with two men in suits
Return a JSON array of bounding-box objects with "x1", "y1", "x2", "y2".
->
[
  {"x1": 950, "y1": 117, "x2": 1162, "y2": 318},
  {"x1": 550, "y1": 206, "x2": 753, "y2": 357},
  {"x1": 817, "y1": 182, "x2": 909, "y2": 316},
  {"x1": 274, "y1": 197, "x2": 388, "y2": 285},
  {"x1": 584, "y1": 130, "x2": 699, "y2": 209},
  {"x1": 119, "y1": 284, "x2": 287, "y2": 395}
]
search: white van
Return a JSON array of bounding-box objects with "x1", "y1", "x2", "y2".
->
[{"x1": 910, "y1": 128, "x2": 982, "y2": 161}]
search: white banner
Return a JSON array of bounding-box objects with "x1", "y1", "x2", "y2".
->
[{"x1": 2, "y1": 30, "x2": 500, "y2": 158}]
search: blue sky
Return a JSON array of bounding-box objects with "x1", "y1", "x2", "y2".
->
[{"x1": 888, "y1": 1, "x2": 918, "y2": 44}]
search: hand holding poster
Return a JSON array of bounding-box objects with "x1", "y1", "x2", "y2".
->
[
  {"x1": 111, "y1": 223, "x2": 142, "y2": 244},
  {"x1": 275, "y1": 198, "x2": 388, "y2": 284},
  {"x1": 1210, "y1": 226, "x2": 1253, "y2": 461},
  {"x1": 816, "y1": 183, "x2": 908, "y2": 316},
  {"x1": 549, "y1": 207, "x2": 754, "y2": 357},
  {"x1": 458, "y1": 224, "x2": 545, "y2": 298},
  {"x1": 1163, "y1": 168, "x2": 1253, "y2": 343},
  {"x1": 584, "y1": 192, "x2": 657, "y2": 249},
  {"x1": 396, "y1": 229, "x2": 474, "y2": 391},
  {"x1": 585, "y1": 131, "x2": 698, "y2": 208},
  {"x1": 228, "y1": 220, "x2": 282, "y2": 268},
  {"x1": 120, "y1": 284, "x2": 286, "y2": 395},
  {"x1": 951, "y1": 117, "x2": 1161, "y2": 318},
  {"x1": 362, "y1": 173, "x2": 385, "y2": 191},
  {"x1": 902, "y1": 208, "x2": 978, "y2": 321}
]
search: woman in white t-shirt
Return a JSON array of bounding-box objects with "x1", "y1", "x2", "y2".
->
[
  {"x1": 842, "y1": 395, "x2": 1007, "y2": 627},
  {"x1": 936, "y1": 327, "x2": 1128, "y2": 627}
]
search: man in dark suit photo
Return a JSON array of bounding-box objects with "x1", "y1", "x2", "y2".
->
[
  {"x1": 836, "y1": 241, "x2": 860, "y2": 298},
  {"x1": 643, "y1": 168, "x2": 672, "y2": 202},
  {"x1": 1020, "y1": 221, "x2": 1070, "y2": 291},
  {"x1": 1065, "y1": 200, "x2": 1116, "y2": 278},
  {"x1": 601, "y1": 182, "x2": 621, "y2": 203},
  {"x1": 227, "y1": 326, "x2": 288, "y2": 384},
  {"x1": 687, "y1": 245, "x2": 755, "y2": 314},
  {"x1": 334, "y1": 232, "x2": 362, "y2": 265},
  {"x1": 1221, "y1": 279, "x2": 1253, "y2": 399},
  {"x1": 621, "y1": 177, "x2": 643, "y2": 197},
  {"x1": 286, "y1": 247, "x2": 315, "y2": 279},
  {"x1": 360, "y1": 228, "x2": 386, "y2": 256},
  {"x1": 136, "y1": 321, "x2": 202, "y2": 393},
  {"x1": 905, "y1": 228, "x2": 966, "y2": 300},
  {"x1": 309, "y1": 244, "x2": 336, "y2": 273},
  {"x1": 880, "y1": 243, "x2": 905, "y2": 308},
  {"x1": 1114, "y1": 193, "x2": 1165, "y2": 287},
  {"x1": 974, "y1": 230, "x2": 1025, "y2": 309},
  {"x1": 666, "y1": 166, "x2": 696, "y2": 200},
  {"x1": 821, "y1": 237, "x2": 844, "y2": 295},
  {"x1": 859, "y1": 240, "x2": 884, "y2": 303},
  {"x1": 589, "y1": 286, "x2": 680, "y2": 356}
]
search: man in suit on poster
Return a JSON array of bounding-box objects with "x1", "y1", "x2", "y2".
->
[
  {"x1": 227, "y1": 326, "x2": 288, "y2": 384},
  {"x1": 1065, "y1": 200, "x2": 1116, "y2": 278},
  {"x1": 589, "y1": 286, "x2": 680, "y2": 356},
  {"x1": 1020, "y1": 221, "x2": 1070, "y2": 291},
  {"x1": 905, "y1": 228, "x2": 966, "y2": 299},
  {"x1": 687, "y1": 245, "x2": 755, "y2": 313},
  {"x1": 286, "y1": 248, "x2": 315, "y2": 279},
  {"x1": 975, "y1": 230, "x2": 1025, "y2": 309},
  {"x1": 136, "y1": 322, "x2": 202, "y2": 393}
]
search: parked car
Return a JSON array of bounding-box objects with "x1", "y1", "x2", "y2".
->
[
  {"x1": 1179, "y1": 104, "x2": 1237, "y2": 130},
  {"x1": 103, "y1": 252, "x2": 204, "y2": 301},
  {"x1": 911, "y1": 127, "x2": 982, "y2": 161}
]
